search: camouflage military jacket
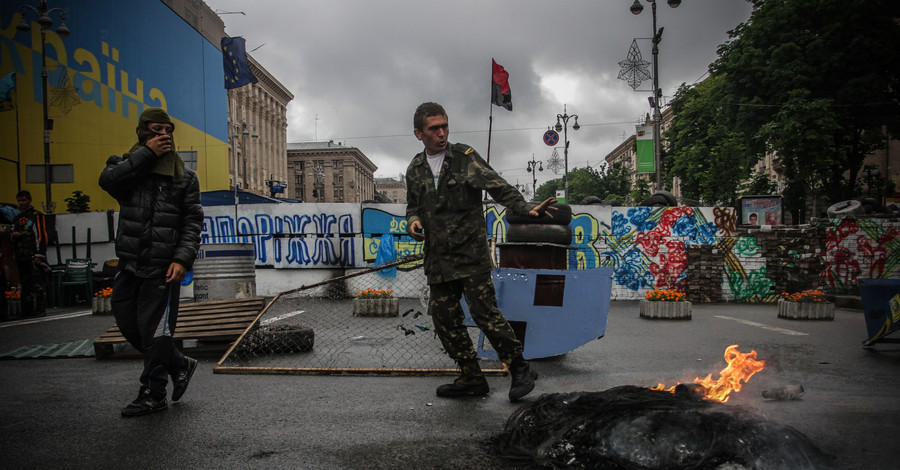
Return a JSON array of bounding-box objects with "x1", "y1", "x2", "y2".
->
[{"x1": 406, "y1": 143, "x2": 533, "y2": 284}]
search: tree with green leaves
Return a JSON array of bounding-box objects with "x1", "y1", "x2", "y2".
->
[
  {"x1": 535, "y1": 164, "x2": 635, "y2": 204},
  {"x1": 668, "y1": 0, "x2": 900, "y2": 220},
  {"x1": 65, "y1": 190, "x2": 90, "y2": 213}
]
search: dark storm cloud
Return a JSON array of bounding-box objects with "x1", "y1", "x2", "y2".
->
[{"x1": 204, "y1": 0, "x2": 752, "y2": 186}]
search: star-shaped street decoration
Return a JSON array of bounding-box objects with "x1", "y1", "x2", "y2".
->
[
  {"x1": 618, "y1": 39, "x2": 652, "y2": 91},
  {"x1": 50, "y1": 65, "x2": 80, "y2": 116}
]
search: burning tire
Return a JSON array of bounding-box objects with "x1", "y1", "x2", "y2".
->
[
  {"x1": 506, "y1": 223, "x2": 572, "y2": 245},
  {"x1": 506, "y1": 203, "x2": 572, "y2": 225}
]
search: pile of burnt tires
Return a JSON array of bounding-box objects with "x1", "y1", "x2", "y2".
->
[
  {"x1": 506, "y1": 203, "x2": 573, "y2": 245},
  {"x1": 640, "y1": 190, "x2": 678, "y2": 207},
  {"x1": 826, "y1": 198, "x2": 889, "y2": 217}
]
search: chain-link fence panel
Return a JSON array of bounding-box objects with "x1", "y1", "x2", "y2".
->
[{"x1": 215, "y1": 254, "x2": 506, "y2": 376}]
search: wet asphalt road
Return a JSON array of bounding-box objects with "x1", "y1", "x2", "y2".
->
[{"x1": 1, "y1": 301, "x2": 898, "y2": 469}]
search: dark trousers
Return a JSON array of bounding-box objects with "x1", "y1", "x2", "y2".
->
[
  {"x1": 112, "y1": 271, "x2": 188, "y2": 400},
  {"x1": 429, "y1": 272, "x2": 523, "y2": 365},
  {"x1": 16, "y1": 258, "x2": 45, "y2": 316}
]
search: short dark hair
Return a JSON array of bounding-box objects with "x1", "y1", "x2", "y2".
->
[
  {"x1": 16, "y1": 190, "x2": 31, "y2": 200},
  {"x1": 414, "y1": 102, "x2": 446, "y2": 131}
]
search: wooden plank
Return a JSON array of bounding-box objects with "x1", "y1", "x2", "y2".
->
[
  {"x1": 93, "y1": 297, "x2": 266, "y2": 358},
  {"x1": 179, "y1": 297, "x2": 264, "y2": 311}
]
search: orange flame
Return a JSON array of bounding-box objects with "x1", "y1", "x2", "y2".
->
[{"x1": 651, "y1": 344, "x2": 765, "y2": 402}]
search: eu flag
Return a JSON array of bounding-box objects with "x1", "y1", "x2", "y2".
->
[{"x1": 221, "y1": 37, "x2": 258, "y2": 89}]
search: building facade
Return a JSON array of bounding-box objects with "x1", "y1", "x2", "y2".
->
[
  {"x1": 374, "y1": 177, "x2": 407, "y2": 204},
  {"x1": 287, "y1": 142, "x2": 377, "y2": 203},
  {"x1": 164, "y1": 0, "x2": 293, "y2": 197}
]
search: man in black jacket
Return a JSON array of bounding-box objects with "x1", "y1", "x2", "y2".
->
[{"x1": 99, "y1": 108, "x2": 203, "y2": 417}]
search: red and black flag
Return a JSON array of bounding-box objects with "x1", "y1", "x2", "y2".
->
[{"x1": 491, "y1": 59, "x2": 512, "y2": 111}]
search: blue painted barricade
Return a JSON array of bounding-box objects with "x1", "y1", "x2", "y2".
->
[
  {"x1": 860, "y1": 278, "x2": 900, "y2": 346},
  {"x1": 464, "y1": 267, "x2": 613, "y2": 359}
]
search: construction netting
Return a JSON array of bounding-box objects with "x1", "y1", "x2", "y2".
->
[{"x1": 214, "y1": 254, "x2": 506, "y2": 376}]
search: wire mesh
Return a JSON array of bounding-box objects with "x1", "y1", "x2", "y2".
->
[{"x1": 215, "y1": 254, "x2": 506, "y2": 376}]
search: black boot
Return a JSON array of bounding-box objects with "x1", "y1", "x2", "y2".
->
[
  {"x1": 436, "y1": 359, "x2": 489, "y2": 397},
  {"x1": 508, "y1": 355, "x2": 537, "y2": 402}
]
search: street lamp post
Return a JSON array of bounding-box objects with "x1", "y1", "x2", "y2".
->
[
  {"x1": 553, "y1": 105, "x2": 579, "y2": 202},
  {"x1": 630, "y1": 0, "x2": 681, "y2": 190},
  {"x1": 525, "y1": 154, "x2": 543, "y2": 199},
  {"x1": 15, "y1": 0, "x2": 70, "y2": 214}
]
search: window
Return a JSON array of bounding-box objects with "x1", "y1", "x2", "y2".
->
[
  {"x1": 333, "y1": 174, "x2": 343, "y2": 185},
  {"x1": 333, "y1": 160, "x2": 344, "y2": 170},
  {"x1": 178, "y1": 151, "x2": 198, "y2": 170},
  {"x1": 335, "y1": 188, "x2": 344, "y2": 202}
]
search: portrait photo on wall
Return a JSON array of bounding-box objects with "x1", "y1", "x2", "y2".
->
[{"x1": 739, "y1": 195, "x2": 783, "y2": 226}]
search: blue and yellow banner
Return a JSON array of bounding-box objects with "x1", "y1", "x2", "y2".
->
[{"x1": 0, "y1": 0, "x2": 229, "y2": 211}]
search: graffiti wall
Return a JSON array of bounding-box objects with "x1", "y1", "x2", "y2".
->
[{"x1": 60, "y1": 203, "x2": 898, "y2": 301}]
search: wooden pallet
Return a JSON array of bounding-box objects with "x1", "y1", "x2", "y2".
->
[{"x1": 93, "y1": 297, "x2": 266, "y2": 359}]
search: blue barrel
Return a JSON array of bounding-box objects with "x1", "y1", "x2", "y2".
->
[{"x1": 192, "y1": 243, "x2": 257, "y2": 302}]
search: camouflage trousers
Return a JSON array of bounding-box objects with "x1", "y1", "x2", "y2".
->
[
  {"x1": 429, "y1": 272, "x2": 523, "y2": 366},
  {"x1": 16, "y1": 258, "x2": 46, "y2": 316}
]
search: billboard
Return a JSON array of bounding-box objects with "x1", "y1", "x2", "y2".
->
[
  {"x1": 739, "y1": 195, "x2": 783, "y2": 225},
  {"x1": 0, "y1": 0, "x2": 229, "y2": 211},
  {"x1": 635, "y1": 125, "x2": 654, "y2": 173}
]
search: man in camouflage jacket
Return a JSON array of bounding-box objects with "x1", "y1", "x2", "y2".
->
[{"x1": 406, "y1": 102, "x2": 556, "y2": 402}]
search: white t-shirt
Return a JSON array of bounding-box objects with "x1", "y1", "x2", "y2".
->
[{"x1": 426, "y1": 150, "x2": 446, "y2": 189}]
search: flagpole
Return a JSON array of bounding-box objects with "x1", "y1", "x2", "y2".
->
[{"x1": 487, "y1": 105, "x2": 494, "y2": 165}]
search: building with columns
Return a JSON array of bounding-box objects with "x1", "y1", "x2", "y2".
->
[
  {"x1": 287, "y1": 141, "x2": 377, "y2": 203},
  {"x1": 229, "y1": 56, "x2": 293, "y2": 196},
  {"x1": 164, "y1": 0, "x2": 293, "y2": 196}
]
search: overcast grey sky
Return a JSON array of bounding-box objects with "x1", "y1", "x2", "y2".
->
[{"x1": 203, "y1": 0, "x2": 754, "y2": 190}]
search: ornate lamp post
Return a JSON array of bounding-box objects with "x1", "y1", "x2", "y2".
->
[
  {"x1": 629, "y1": 0, "x2": 681, "y2": 190},
  {"x1": 15, "y1": 0, "x2": 70, "y2": 214},
  {"x1": 525, "y1": 154, "x2": 543, "y2": 199},
  {"x1": 553, "y1": 105, "x2": 579, "y2": 202}
]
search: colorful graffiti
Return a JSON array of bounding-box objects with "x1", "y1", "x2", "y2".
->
[
  {"x1": 201, "y1": 210, "x2": 357, "y2": 268},
  {"x1": 361, "y1": 207, "x2": 422, "y2": 269},
  {"x1": 823, "y1": 218, "x2": 900, "y2": 290},
  {"x1": 595, "y1": 207, "x2": 720, "y2": 292},
  {"x1": 186, "y1": 203, "x2": 899, "y2": 301}
]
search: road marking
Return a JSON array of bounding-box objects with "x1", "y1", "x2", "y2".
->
[
  {"x1": 715, "y1": 315, "x2": 809, "y2": 336},
  {"x1": 0, "y1": 310, "x2": 93, "y2": 328},
  {"x1": 261, "y1": 310, "x2": 305, "y2": 326}
]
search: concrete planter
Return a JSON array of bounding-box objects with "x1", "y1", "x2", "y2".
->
[
  {"x1": 92, "y1": 296, "x2": 112, "y2": 315},
  {"x1": 777, "y1": 299, "x2": 834, "y2": 320},
  {"x1": 352, "y1": 298, "x2": 399, "y2": 317},
  {"x1": 640, "y1": 300, "x2": 692, "y2": 319}
]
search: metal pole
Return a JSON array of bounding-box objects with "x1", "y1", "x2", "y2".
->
[
  {"x1": 650, "y1": 1, "x2": 663, "y2": 190},
  {"x1": 563, "y1": 125, "x2": 569, "y2": 200},
  {"x1": 40, "y1": 27, "x2": 52, "y2": 213}
]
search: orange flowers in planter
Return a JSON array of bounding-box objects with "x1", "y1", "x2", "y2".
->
[
  {"x1": 94, "y1": 287, "x2": 113, "y2": 298},
  {"x1": 356, "y1": 289, "x2": 394, "y2": 299},
  {"x1": 780, "y1": 289, "x2": 826, "y2": 303},
  {"x1": 4, "y1": 290, "x2": 21, "y2": 300},
  {"x1": 645, "y1": 288, "x2": 686, "y2": 302}
]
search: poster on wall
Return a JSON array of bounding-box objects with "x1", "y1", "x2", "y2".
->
[{"x1": 739, "y1": 195, "x2": 783, "y2": 225}]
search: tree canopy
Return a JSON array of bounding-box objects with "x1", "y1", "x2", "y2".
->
[
  {"x1": 667, "y1": 0, "x2": 900, "y2": 218},
  {"x1": 535, "y1": 162, "x2": 634, "y2": 204}
]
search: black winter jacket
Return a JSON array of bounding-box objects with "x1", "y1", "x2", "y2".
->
[{"x1": 99, "y1": 145, "x2": 203, "y2": 278}]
